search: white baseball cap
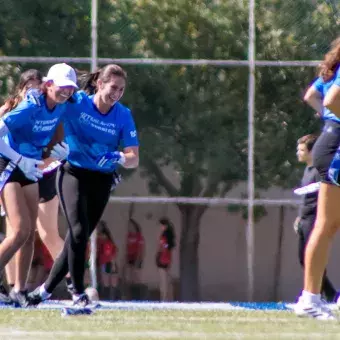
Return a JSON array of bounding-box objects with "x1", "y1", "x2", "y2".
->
[{"x1": 43, "y1": 63, "x2": 78, "y2": 88}]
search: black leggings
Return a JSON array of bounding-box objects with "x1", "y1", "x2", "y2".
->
[
  {"x1": 44, "y1": 162, "x2": 113, "y2": 294},
  {"x1": 298, "y1": 218, "x2": 337, "y2": 302}
]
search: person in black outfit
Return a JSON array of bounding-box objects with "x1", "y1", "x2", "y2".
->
[{"x1": 294, "y1": 134, "x2": 337, "y2": 302}]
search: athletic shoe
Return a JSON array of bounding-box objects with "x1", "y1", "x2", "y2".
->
[
  {"x1": 9, "y1": 289, "x2": 29, "y2": 308},
  {"x1": 72, "y1": 293, "x2": 90, "y2": 308},
  {"x1": 27, "y1": 286, "x2": 51, "y2": 306},
  {"x1": 295, "y1": 295, "x2": 336, "y2": 320},
  {"x1": 0, "y1": 284, "x2": 12, "y2": 304}
]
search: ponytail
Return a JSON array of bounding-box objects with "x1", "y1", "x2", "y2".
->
[{"x1": 78, "y1": 71, "x2": 100, "y2": 95}]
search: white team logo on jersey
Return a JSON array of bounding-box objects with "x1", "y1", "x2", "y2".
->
[
  {"x1": 130, "y1": 130, "x2": 137, "y2": 138},
  {"x1": 79, "y1": 112, "x2": 91, "y2": 125}
]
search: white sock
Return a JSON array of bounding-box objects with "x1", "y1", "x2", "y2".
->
[
  {"x1": 302, "y1": 290, "x2": 321, "y2": 303},
  {"x1": 39, "y1": 284, "x2": 51, "y2": 299}
]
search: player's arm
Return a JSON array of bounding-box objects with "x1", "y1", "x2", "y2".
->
[
  {"x1": 96, "y1": 110, "x2": 139, "y2": 169},
  {"x1": 324, "y1": 85, "x2": 340, "y2": 117},
  {"x1": 121, "y1": 146, "x2": 139, "y2": 169},
  {"x1": 0, "y1": 104, "x2": 38, "y2": 163},
  {"x1": 0, "y1": 120, "x2": 43, "y2": 181},
  {"x1": 0, "y1": 120, "x2": 22, "y2": 163},
  {"x1": 324, "y1": 68, "x2": 340, "y2": 116},
  {"x1": 40, "y1": 123, "x2": 65, "y2": 170},
  {"x1": 120, "y1": 111, "x2": 139, "y2": 169},
  {"x1": 304, "y1": 81, "x2": 323, "y2": 113}
]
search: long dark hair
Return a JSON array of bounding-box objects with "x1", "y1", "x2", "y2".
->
[
  {"x1": 319, "y1": 37, "x2": 340, "y2": 82},
  {"x1": 1, "y1": 69, "x2": 42, "y2": 115},
  {"x1": 78, "y1": 64, "x2": 127, "y2": 95},
  {"x1": 159, "y1": 218, "x2": 176, "y2": 250}
]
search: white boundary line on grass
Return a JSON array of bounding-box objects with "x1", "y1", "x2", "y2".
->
[
  {"x1": 11, "y1": 315, "x2": 293, "y2": 323},
  {"x1": 0, "y1": 330, "x2": 332, "y2": 339},
  {"x1": 35, "y1": 300, "x2": 248, "y2": 311}
]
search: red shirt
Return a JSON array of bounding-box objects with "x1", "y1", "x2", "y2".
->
[
  {"x1": 158, "y1": 235, "x2": 171, "y2": 266},
  {"x1": 32, "y1": 236, "x2": 44, "y2": 265},
  {"x1": 126, "y1": 231, "x2": 144, "y2": 262},
  {"x1": 42, "y1": 243, "x2": 54, "y2": 271},
  {"x1": 97, "y1": 238, "x2": 117, "y2": 265}
]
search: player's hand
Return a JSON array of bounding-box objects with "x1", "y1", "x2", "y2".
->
[
  {"x1": 50, "y1": 142, "x2": 70, "y2": 161},
  {"x1": 97, "y1": 151, "x2": 126, "y2": 168},
  {"x1": 17, "y1": 156, "x2": 44, "y2": 182}
]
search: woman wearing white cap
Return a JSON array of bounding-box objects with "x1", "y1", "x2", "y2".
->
[
  {"x1": 0, "y1": 63, "x2": 77, "y2": 307},
  {"x1": 0, "y1": 67, "x2": 75, "y2": 306}
]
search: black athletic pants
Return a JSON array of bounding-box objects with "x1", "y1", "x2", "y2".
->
[
  {"x1": 298, "y1": 218, "x2": 337, "y2": 302},
  {"x1": 45, "y1": 162, "x2": 113, "y2": 294}
]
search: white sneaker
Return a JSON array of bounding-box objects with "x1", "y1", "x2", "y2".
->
[{"x1": 294, "y1": 295, "x2": 336, "y2": 320}]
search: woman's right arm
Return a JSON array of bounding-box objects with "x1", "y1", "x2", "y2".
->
[
  {"x1": 324, "y1": 85, "x2": 340, "y2": 117},
  {"x1": 304, "y1": 84, "x2": 323, "y2": 113},
  {"x1": 0, "y1": 120, "x2": 22, "y2": 163},
  {"x1": 0, "y1": 119, "x2": 43, "y2": 181},
  {"x1": 323, "y1": 68, "x2": 340, "y2": 117}
]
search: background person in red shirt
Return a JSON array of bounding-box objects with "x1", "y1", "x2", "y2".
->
[
  {"x1": 96, "y1": 221, "x2": 119, "y2": 300},
  {"x1": 156, "y1": 218, "x2": 176, "y2": 301},
  {"x1": 124, "y1": 218, "x2": 145, "y2": 299}
]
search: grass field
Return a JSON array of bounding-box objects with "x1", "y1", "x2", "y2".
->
[{"x1": 0, "y1": 304, "x2": 340, "y2": 340}]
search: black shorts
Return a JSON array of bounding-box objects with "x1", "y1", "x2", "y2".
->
[
  {"x1": 39, "y1": 170, "x2": 57, "y2": 203},
  {"x1": 100, "y1": 262, "x2": 118, "y2": 274},
  {"x1": 128, "y1": 259, "x2": 143, "y2": 269},
  {"x1": 0, "y1": 157, "x2": 35, "y2": 187},
  {"x1": 312, "y1": 120, "x2": 340, "y2": 184}
]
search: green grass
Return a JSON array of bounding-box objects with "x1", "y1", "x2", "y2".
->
[{"x1": 0, "y1": 309, "x2": 339, "y2": 340}]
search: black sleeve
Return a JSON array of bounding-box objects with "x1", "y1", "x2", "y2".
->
[{"x1": 312, "y1": 168, "x2": 321, "y2": 183}]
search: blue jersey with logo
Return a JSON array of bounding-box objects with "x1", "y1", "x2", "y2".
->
[
  {"x1": 313, "y1": 66, "x2": 340, "y2": 122},
  {"x1": 1, "y1": 95, "x2": 65, "y2": 159},
  {"x1": 63, "y1": 91, "x2": 139, "y2": 172}
]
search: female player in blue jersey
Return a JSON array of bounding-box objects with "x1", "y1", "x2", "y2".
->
[
  {"x1": 29, "y1": 64, "x2": 139, "y2": 307},
  {"x1": 294, "y1": 38, "x2": 340, "y2": 320},
  {"x1": 0, "y1": 67, "x2": 75, "y2": 306},
  {"x1": 0, "y1": 63, "x2": 77, "y2": 306}
]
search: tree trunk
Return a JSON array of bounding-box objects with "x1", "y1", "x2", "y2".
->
[{"x1": 179, "y1": 205, "x2": 206, "y2": 301}]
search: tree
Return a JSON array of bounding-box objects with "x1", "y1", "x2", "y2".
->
[
  {"x1": 115, "y1": 0, "x2": 338, "y2": 300},
  {"x1": 118, "y1": 0, "x2": 250, "y2": 301},
  {"x1": 0, "y1": 0, "x2": 129, "y2": 101},
  {"x1": 254, "y1": 0, "x2": 339, "y2": 188}
]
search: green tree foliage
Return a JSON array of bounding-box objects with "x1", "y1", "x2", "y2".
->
[{"x1": 255, "y1": 0, "x2": 339, "y2": 188}]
